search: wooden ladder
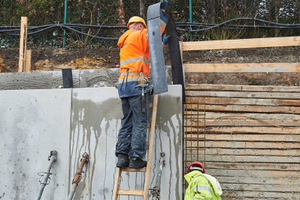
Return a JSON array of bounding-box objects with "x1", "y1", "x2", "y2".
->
[{"x1": 113, "y1": 95, "x2": 159, "y2": 200}]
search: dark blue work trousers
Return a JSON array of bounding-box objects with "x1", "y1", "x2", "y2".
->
[{"x1": 115, "y1": 92, "x2": 151, "y2": 159}]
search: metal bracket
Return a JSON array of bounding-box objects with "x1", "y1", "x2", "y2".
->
[
  {"x1": 48, "y1": 150, "x2": 57, "y2": 161},
  {"x1": 38, "y1": 172, "x2": 52, "y2": 185},
  {"x1": 147, "y1": 2, "x2": 168, "y2": 94}
]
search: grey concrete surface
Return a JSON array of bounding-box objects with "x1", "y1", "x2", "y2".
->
[
  {"x1": 0, "y1": 89, "x2": 72, "y2": 199},
  {"x1": 0, "y1": 86, "x2": 182, "y2": 200},
  {"x1": 0, "y1": 67, "x2": 173, "y2": 91},
  {"x1": 70, "y1": 86, "x2": 182, "y2": 200}
]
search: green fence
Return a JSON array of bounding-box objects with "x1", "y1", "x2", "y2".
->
[{"x1": 1, "y1": 0, "x2": 300, "y2": 48}]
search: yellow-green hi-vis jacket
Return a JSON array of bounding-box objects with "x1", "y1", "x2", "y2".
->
[{"x1": 184, "y1": 171, "x2": 222, "y2": 200}]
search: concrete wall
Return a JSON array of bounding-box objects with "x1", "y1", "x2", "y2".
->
[
  {"x1": 0, "y1": 67, "x2": 173, "y2": 90},
  {"x1": 0, "y1": 85, "x2": 182, "y2": 200}
]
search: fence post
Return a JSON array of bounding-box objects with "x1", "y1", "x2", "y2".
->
[
  {"x1": 63, "y1": 0, "x2": 68, "y2": 47},
  {"x1": 25, "y1": 50, "x2": 31, "y2": 72},
  {"x1": 18, "y1": 16, "x2": 28, "y2": 72},
  {"x1": 189, "y1": 0, "x2": 193, "y2": 41}
]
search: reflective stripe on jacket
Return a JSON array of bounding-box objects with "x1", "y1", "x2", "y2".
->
[
  {"x1": 117, "y1": 11, "x2": 169, "y2": 98},
  {"x1": 184, "y1": 171, "x2": 222, "y2": 200}
]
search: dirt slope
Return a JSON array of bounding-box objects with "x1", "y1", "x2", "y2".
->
[{"x1": 1, "y1": 46, "x2": 300, "y2": 86}]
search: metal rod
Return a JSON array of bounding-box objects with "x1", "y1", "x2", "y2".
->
[
  {"x1": 63, "y1": 0, "x2": 68, "y2": 47},
  {"x1": 189, "y1": 0, "x2": 193, "y2": 40},
  {"x1": 36, "y1": 150, "x2": 57, "y2": 200},
  {"x1": 67, "y1": 152, "x2": 89, "y2": 200},
  {"x1": 68, "y1": 183, "x2": 77, "y2": 200},
  {"x1": 151, "y1": 152, "x2": 165, "y2": 200}
]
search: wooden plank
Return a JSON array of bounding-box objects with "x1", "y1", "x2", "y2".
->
[
  {"x1": 184, "y1": 112, "x2": 300, "y2": 121},
  {"x1": 185, "y1": 151, "x2": 299, "y2": 162},
  {"x1": 218, "y1": 175, "x2": 300, "y2": 185},
  {"x1": 185, "y1": 141, "x2": 300, "y2": 149},
  {"x1": 185, "y1": 133, "x2": 300, "y2": 142},
  {"x1": 143, "y1": 94, "x2": 158, "y2": 200},
  {"x1": 25, "y1": 50, "x2": 31, "y2": 72},
  {"x1": 202, "y1": 162, "x2": 300, "y2": 171},
  {"x1": 185, "y1": 91, "x2": 300, "y2": 99},
  {"x1": 179, "y1": 41, "x2": 184, "y2": 68},
  {"x1": 118, "y1": 189, "x2": 144, "y2": 196},
  {"x1": 186, "y1": 84, "x2": 300, "y2": 92},
  {"x1": 18, "y1": 16, "x2": 28, "y2": 72},
  {"x1": 187, "y1": 154, "x2": 300, "y2": 163},
  {"x1": 185, "y1": 119, "x2": 300, "y2": 127},
  {"x1": 181, "y1": 36, "x2": 300, "y2": 51},
  {"x1": 121, "y1": 167, "x2": 146, "y2": 172},
  {"x1": 0, "y1": 53, "x2": 2, "y2": 73},
  {"x1": 112, "y1": 168, "x2": 121, "y2": 200},
  {"x1": 184, "y1": 63, "x2": 300, "y2": 72},
  {"x1": 222, "y1": 183, "x2": 300, "y2": 192},
  {"x1": 186, "y1": 97, "x2": 300, "y2": 107},
  {"x1": 185, "y1": 127, "x2": 300, "y2": 134},
  {"x1": 210, "y1": 169, "x2": 300, "y2": 178},
  {"x1": 221, "y1": 191, "x2": 300, "y2": 200},
  {"x1": 185, "y1": 104, "x2": 300, "y2": 114}
]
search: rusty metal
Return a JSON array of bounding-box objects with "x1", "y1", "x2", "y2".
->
[
  {"x1": 67, "y1": 152, "x2": 89, "y2": 200},
  {"x1": 150, "y1": 152, "x2": 165, "y2": 200},
  {"x1": 72, "y1": 152, "x2": 89, "y2": 184},
  {"x1": 36, "y1": 150, "x2": 57, "y2": 200},
  {"x1": 183, "y1": 102, "x2": 206, "y2": 189}
]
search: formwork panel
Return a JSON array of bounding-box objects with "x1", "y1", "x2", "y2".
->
[
  {"x1": 0, "y1": 89, "x2": 71, "y2": 200},
  {"x1": 70, "y1": 86, "x2": 182, "y2": 200},
  {"x1": 184, "y1": 84, "x2": 300, "y2": 200}
]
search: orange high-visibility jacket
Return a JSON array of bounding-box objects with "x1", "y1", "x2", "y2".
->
[
  {"x1": 118, "y1": 29, "x2": 150, "y2": 77},
  {"x1": 117, "y1": 11, "x2": 169, "y2": 98}
]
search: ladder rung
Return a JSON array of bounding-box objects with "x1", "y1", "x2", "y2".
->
[
  {"x1": 118, "y1": 189, "x2": 144, "y2": 196},
  {"x1": 121, "y1": 167, "x2": 147, "y2": 172}
]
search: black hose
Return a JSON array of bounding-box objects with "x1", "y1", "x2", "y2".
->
[{"x1": 1, "y1": 17, "x2": 300, "y2": 39}]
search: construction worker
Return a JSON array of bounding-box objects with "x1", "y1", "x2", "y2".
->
[
  {"x1": 115, "y1": 0, "x2": 169, "y2": 169},
  {"x1": 185, "y1": 162, "x2": 222, "y2": 200}
]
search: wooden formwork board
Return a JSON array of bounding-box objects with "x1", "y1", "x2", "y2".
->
[
  {"x1": 180, "y1": 37, "x2": 300, "y2": 72},
  {"x1": 186, "y1": 84, "x2": 300, "y2": 92},
  {"x1": 184, "y1": 84, "x2": 300, "y2": 200},
  {"x1": 186, "y1": 97, "x2": 300, "y2": 107},
  {"x1": 186, "y1": 91, "x2": 300, "y2": 99},
  {"x1": 184, "y1": 63, "x2": 300, "y2": 72},
  {"x1": 185, "y1": 148, "x2": 300, "y2": 157},
  {"x1": 185, "y1": 119, "x2": 300, "y2": 127},
  {"x1": 185, "y1": 112, "x2": 300, "y2": 121},
  {"x1": 181, "y1": 36, "x2": 300, "y2": 51}
]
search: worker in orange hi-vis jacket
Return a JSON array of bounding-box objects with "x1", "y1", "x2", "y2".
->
[{"x1": 115, "y1": 0, "x2": 170, "y2": 169}]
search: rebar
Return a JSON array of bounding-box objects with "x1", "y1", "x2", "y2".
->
[{"x1": 151, "y1": 152, "x2": 165, "y2": 200}]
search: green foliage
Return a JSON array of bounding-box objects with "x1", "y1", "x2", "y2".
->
[{"x1": 1, "y1": 0, "x2": 300, "y2": 48}]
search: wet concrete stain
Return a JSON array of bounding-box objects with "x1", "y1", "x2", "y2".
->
[
  {"x1": 71, "y1": 93, "x2": 122, "y2": 199},
  {"x1": 70, "y1": 91, "x2": 182, "y2": 199},
  {"x1": 156, "y1": 94, "x2": 182, "y2": 200}
]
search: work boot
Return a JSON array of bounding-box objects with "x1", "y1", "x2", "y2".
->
[
  {"x1": 116, "y1": 154, "x2": 129, "y2": 168},
  {"x1": 129, "y1": 158, "x2": 147, "y2": 169}
]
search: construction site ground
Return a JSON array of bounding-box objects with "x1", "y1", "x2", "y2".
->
[{"x1": 1, "y1": 46, "x2": 300, "y2": 85}]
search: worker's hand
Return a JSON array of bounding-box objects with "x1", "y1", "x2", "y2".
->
[
  {"x1": 162, "y1": 35, "x2": 171, "y2": 45},
  {"x1": 160, "y1": 0, "x2": 168, "y2": 10}
]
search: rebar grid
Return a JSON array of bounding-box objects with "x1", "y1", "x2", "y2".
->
[{"x1": 183, "y1": 102, "x2": 206, "y2": 189}]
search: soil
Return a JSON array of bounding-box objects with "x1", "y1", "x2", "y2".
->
[{"x1": 1, "y1": 46, "x2": 300, "y2": 86}]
